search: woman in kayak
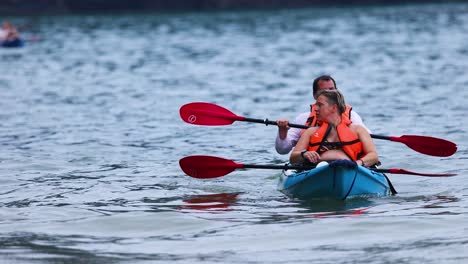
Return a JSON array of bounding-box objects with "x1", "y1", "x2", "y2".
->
[
  {"x1": 275, "y1": 75, "x2": 371, "y2": 155},
  {"x1": 290, "y1": 89, "x2": 378, "y2": 167}
]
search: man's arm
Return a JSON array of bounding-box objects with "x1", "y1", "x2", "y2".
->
[
  {"x1": 275, "y1": 112, "x2": 308, "y2": 154},
  {"x1": 350, "y1": 111, "x2": 371, "y2": 134}
]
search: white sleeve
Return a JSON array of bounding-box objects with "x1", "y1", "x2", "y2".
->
[
  {"x1": 275, "y1": 112, "x2": 309, "y2": 154},
  {"x1": 0, "y1": 29, "x2": 6, "y2": 40},
  {"x1": 350, "y1": 111, "x2": 371, "y2": 133}
]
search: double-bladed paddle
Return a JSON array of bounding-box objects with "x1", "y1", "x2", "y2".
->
[
  {"x1": 180, "y1": 102, "x2": 457, "y2": 157},
  {"x1": 179, "y1": 155, "x2": 457, "y2": 179}
]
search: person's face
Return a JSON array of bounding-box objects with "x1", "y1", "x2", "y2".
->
[
  {"x1": 315, "y1": 95, "x2": 335, "y2": 121},
  {"x1": 317, "y1": 79, "x2": 335, "y2": 91},
  {"x1": 313, "y1": 79, "x2": 335, "y2": 99}
]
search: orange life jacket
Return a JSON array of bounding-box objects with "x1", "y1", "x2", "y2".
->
[
  {"x1": 307, "y1": 116, "x2": 363, "y2": 161},
  {"x1": 304, "y1": 104, "x2": 353, "y2": 127}
]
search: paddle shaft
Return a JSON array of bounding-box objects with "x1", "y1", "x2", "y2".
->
[
  {"x1": 180, "y1": 102, "x2": 457, "y2": 157},
  {"x1": 243, "y1": 164, "x2": 312, "y2": 170},
  {"x1": 370, "y1": 134, "x2": 391, "y2": 140},
  {"x1": 242, "y1": 116, "x2": 456, "y2": 156},
  {"x1": 243, "y1": 164, "x2": 455, "y2": 176},
  {"x1": 179, "y1": 155, "x2": 457, "y2": 178},
  {"x1": 370, "y1": 168, "x2": 456, "y2": 177},
  {"x1": 242, "y1": 116, "x2": 395, "y2": 140},
  {"x1": 241, "y1": 117, "x2": 308, "y2": 128}
]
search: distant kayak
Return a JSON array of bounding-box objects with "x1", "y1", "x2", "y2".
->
[
  {"x1": 1, "y1": 38, "x2": 24, "y2": 48},
  {"x1": 278, "y1": 160, "x2": 391, "y2": 200}
]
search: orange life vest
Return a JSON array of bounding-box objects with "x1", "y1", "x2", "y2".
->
[
  {"x1": 307, "y1": 116, "x2": 363, "y2": 161},
  {"x1": 304, "y1": 104, "x2": 353, "y2": 127}
]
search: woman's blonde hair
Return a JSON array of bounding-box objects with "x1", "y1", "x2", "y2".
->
[{"x1": 315, "y1": 89, "x2": 346, "y2": 114}]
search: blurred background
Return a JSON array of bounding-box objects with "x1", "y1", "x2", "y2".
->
[
  {"x1": 1, "y1": 0, "x2": 467, "y2": 263},
  {"x1": 1, "y1": 0, "x2": 465, "y2": 15}
]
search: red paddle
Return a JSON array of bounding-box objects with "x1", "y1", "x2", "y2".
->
[
  {"x1": 179, "y1": 155, "x2": 457, "y2": 179},
  {"x1": 180, "y1": 102, "x2": 457, "y2": 157}
]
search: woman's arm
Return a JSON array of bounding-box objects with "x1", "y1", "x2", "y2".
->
[
  {"x1": 355, "y1": 125, "x2": 379, "y2": 166},
  {"x1": 290, "y1": 127, "x2": 320, "y2": 164}
]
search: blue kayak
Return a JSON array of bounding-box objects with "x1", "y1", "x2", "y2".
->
[
  {"x1": 1, "y1": 38, "x2": 24, "y2": 48},
  {"x1": 278, "y1": 161, "x2": 391, "y2": 200}
]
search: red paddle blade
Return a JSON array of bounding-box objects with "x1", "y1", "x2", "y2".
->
[
  {"x1": 180, "y1": 102, "x2": 243, "y2": 126},
  {"x1": 179, "y1": 155, "x2": 244, "y2": 179},
  {"x1": 392, "y1": 135, "x2": 457, "y2": 157}
]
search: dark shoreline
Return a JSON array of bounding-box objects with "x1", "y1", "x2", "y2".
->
[{"x1": 0, "y1": 0, "x2": 462, "y2": 16}]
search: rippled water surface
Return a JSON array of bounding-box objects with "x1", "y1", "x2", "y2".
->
[{"x1": 1, "y1": 2, "x2": 468, "y2": 263}]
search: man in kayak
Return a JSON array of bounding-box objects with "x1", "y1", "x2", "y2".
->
[
  {"x1": 0, "y1": 21, "x2": 23, "y2": 47},
  {"x1": 275, "y1": 75, "x2": 370, "y2": 154},
  {"x1": 289, "y1": 89, "x2": 378, "y2": 167}
]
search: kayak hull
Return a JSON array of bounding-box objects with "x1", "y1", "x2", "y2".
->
[
  {"x1": 1, "y1": 38, "x2": 24, "y2": 48},
  {"x1": 278, "y1": 163, "x2": 390, "y2": 200}
]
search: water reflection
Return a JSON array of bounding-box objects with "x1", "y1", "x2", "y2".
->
[
  {"x1": 308, "y1": 207, "x2": 369, "y2": 218},
  {"x1": 297, "y1": 197, "x2": 375, "y2": 218},
  {"x1": 180, "y1": 192, "x2": 240, "y2": 211},
  {"x1": 422, "y1": 195, "x2": 460, "y2": 208},
  {"x1": 407, "y1": 194, "x2": 462, "y2": 215},
  {"x1": 179, "y1": 190, "x2": 377, "y2": 220}
]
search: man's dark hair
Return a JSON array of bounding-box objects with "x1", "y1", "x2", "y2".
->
[{"x1": 312, "y1": 75, "x2": 337, "y2": 96}]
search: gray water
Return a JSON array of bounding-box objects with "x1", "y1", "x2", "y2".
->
[{"x1": 1, "y1": 2, "x2": 468, "y2": 263}]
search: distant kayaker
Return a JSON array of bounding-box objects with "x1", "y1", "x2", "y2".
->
[
  {"x1": 0, "y1": 21, "x2": 23, "y2": 47},
  {"x1": 289, "y1": 89, "x2": 378, "y2": 167},
  {"x1": 275, "y1": 75, "x2": 370, "y2": 154}
]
